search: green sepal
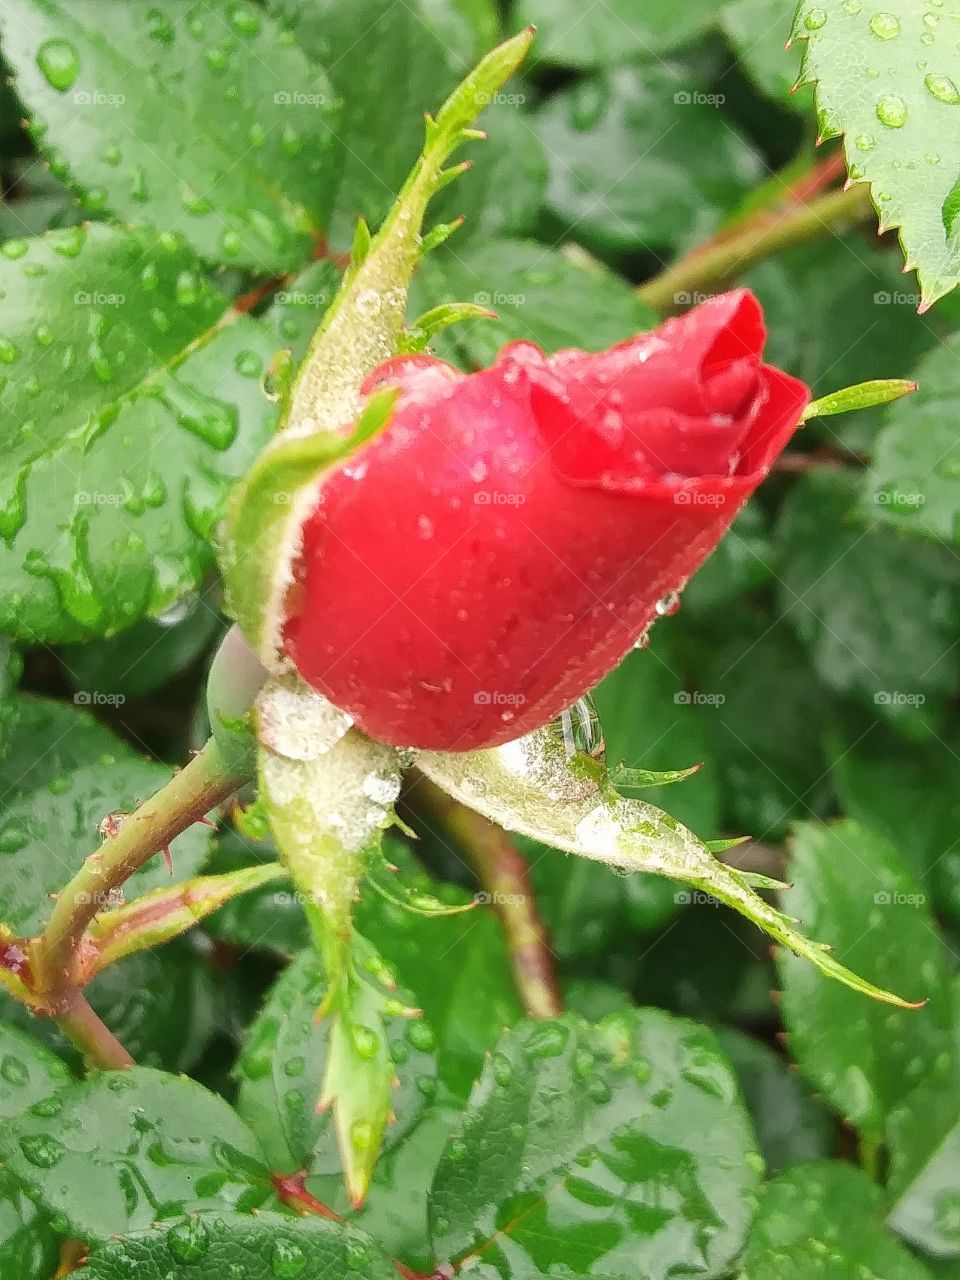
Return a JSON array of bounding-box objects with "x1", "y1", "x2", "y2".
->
[
  {"x1": 416, "y1": 730, "x2": 919, "y2": 1008},
  {"x1": 419, "y1": 219, "x2": 464, "y2": 257},
  {"x1": 609, "y1": 762, "x2": 702, "y2": 791},
  {"x1": 399, "y1": 301, "x2": 497, "y2": 354},
  {"x1": 220, "y1": 388, "x2": 396, "y2": 662},
  {"x1": 802, "y1": 379, "x2": 918, "y2": 422},
  {"x1": 205, "y1": 625, "x2": 270, "y2": 777},
  {"x1": 86, "y1": 863, "x2": 287, "y2": 974}
]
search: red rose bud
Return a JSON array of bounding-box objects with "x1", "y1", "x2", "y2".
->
[{"x1": 283, "y1": 290, "x2": 809, "y2": 751}]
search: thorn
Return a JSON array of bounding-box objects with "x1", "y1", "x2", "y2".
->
[
  {"x1": 784, "y1": 37, "x2": 793, "y2": 51},
  {"x1": 198, "y1": 815, "x2": 217, "y2": 829},
  {"x1": 162, "y1": 845, "x2": 173, "y2": 874}
]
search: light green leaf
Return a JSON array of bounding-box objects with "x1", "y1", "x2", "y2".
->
[
  {"x1": 428, "y1": 1010, "x2": 762, "y2": 1277},
  {"x1": 0, "y1": 225, "x2": 281, "y2": 643},
  {"x1": 0, "y1": 1067, "x2": 272, "y2": 1241},
  {"x1": 778, "y1": 821, "x2": 950, "y2": 1141},
  {"x1": 741, "y1": 1161, "x2": 935, "y2": 1279},
  {"x1": 0, "y1": 1021, "x2": 71, "y2": 1118},
  {"x1": 4, "y1": 0, "x2": 340, "y2": 270},
  {"x1": 794, "y1": 0, "x2": 960, "y2": 306},
  {"x1": 81, "y1": 1212, "x2": 397, "y2": 1280}
]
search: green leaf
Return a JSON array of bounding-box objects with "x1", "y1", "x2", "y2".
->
[
  {"x1": 741, "y1": 1161, "x2": 935, "y2": 1279},
  {"x1": 236, "y1": 949, "x2": 436, "y2": 1176},
  {"x1": 266, "y1": 0, "x2": 462, "y2": 245},
  {"x1": 0, "y1": 225, "x2": 282, "y2": 643},
  {"x1": 887, "y1": 974, "x2": 960, "y2": 1259},
  {"x1": 4, "y1": 0, "x2": 340, "y2": 270},
  {"x1": 793, "y1": 0, "x2": 960, "y2": 306},
  {"x1": 699, "y1": 621, "x2": 834, "y2": 840},
  {"x1": 81, "y1": 1211, "x2": 397, "y2": 1279},
  {"x1": 0, "y1": 1021, "x2": 71, "y2": 1117},
  {"x1": 803, "y1": 378, "x2": 918, "y2": 421},
  {"x1": 0, "y1": 695, "x2": 135, "y2": 798},
  {"x1": 0, "y1": 1067, "x2": 272, "y2": 1241},
  {"x1": 0, "y1": 1181, "x2": 59, "y2": 1280},
  {"x1": 0, "y1": 160, "x2": 81, "y2": 241},
  {"x1": 534, "y1": 65, "x2": 763, "y2": 255},
  {"x1": 1, "y1": 941, "x2": 223, "y2": 1075},
  {"x1": 715, "y1": 1028, "x2": 833, "y2": 1176},
  {"x1": 516, "y1": 0, "x2": 719, "y2": 66},
  {"x1": 828, "y1": 715, "x2": 960, "y2": 919},
  {"x1": 0, "y1": 756, "x2": 212, "y2": 936},
  {"x1": 778, "y1": 820, "x2": 950, "y2": 1141},
  {"x1": 862, "y1": 335, "x2": 960, "y2": 544},
  {"x1": 428, "y1": 1010, "x2": 762, "y2": 1277},
  {"x1": 356, "y1": 845, "x2": 523, "y2": 1100},
  {"x1": 411, "y1": 236, "x2": 656, "y2": 368},
  {"x1": 775, "y1": 469, "x2": 960, "y2": 734},
  {"x1": 203, "y1": 828, "x2": 312, "y2": 958},
  {"x1": 720, "y1": 0, "x2": 807, "y2": 110},
  {"x1": 61, "y1": 590, "x2": 223, "y2": 702}
]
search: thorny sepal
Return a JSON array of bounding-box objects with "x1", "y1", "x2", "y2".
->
[
  {"x1": 319, "y1": 936, "x2": 420, "y2": 1209},
  {"x1": 365, "y1": 844, "x2": 478, "y2": 918},
  {"x1": 84, "y1": 863, "x2": 287, "y2": 976},
  {"x1": 415, "y1": 729, "x2": 919, "y2": 1008},
  {"x1": 218, "y1": 29, "x2": 535, "y2": 667},
  {"x1": 398, "y1": 301, "x2": 497, "y2": 354},
  {"x1": 255, "y1": 673, "x2": 406, "y2": 1201}
]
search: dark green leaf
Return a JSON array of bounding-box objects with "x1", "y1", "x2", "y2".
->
[
  {"x1": 534, "y1": 65, "x2": 763, "y2": 255},
  {"x1": 0, "y1": 1067, "x2": 272, "y2": 1241},
  {"x1": 428, "y1": 1010, "x2": 761, "y2": 1277},
  {"x1": 516, "y1": 0, "x2": 719, "y2": 67},
  {"x1": 715, "y1": 1028, "x2": 834, "y2": 1176},
  {"x1": 236, "y1": 949, "x2": 436, "y2": 1176},
  {"x1": 775, "y1": 470, "x2": 960, "y2": 734},
  {"x1": 82, "y1": 1211, "x2": 396, "y2": 1279},
  {"x1": 0, "y1": 225, "x2": 282, "y2": 643},
  {"x1": 862, "y1": 335, "x2": 960, "y2": 544},
  {"x1": 794, "y1": 0, "x2": 960, "y2": 306},
  {"x1": 0, "y1": 161, "x2": 82, "y2": 242},
  {"x1": 720, "y1": 0, "x2": 806, "y2": 110},
  {"x1": 0, "y1": 756, "x2": 212, "y2": 935},
  {"x1": 410, "y1": 236, "x2": 656, "y2": 368},
  {"x1": 4, "y1": 0, "x2": 340, "y2": 270},
  {"x1": 699, "y1": 620, "x2": 833, "y2": 840},
  {"x1": 267, "y1": 0, "x2": 461, "y2": 245},
  {"x1": 0, "y1": 694, "x2": 135, "y2": 799},
  {"x1": 0, "y1": 1181, "x2": 59, "y2": 1280},
  {"x1": 778, "y1": 820, "x2": 950, "y2": 1140},
  {"x1": 683, "y1": 502, "x2": 777, "y2": 615},
  {"x1": 203, "y1": 828, "x2": 312, "y2": 958},
  {"x1": 742, "y1": 1161, "x2": 935, "y2": 1279}
]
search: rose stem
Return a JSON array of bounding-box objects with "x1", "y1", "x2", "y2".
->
[
  {"x1": 638, "y1": 183, "x2": 872, "y2": 313},
  {"x1": 406, "y1": 772, "x2": 563, "y2": 1020},
  {"x1": 33, "y1": 737, "x2": 251, "y2": 1063}
]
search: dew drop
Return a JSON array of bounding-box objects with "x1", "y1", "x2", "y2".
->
[
  {"x1": 804, "y1": 7, "x2": 828, "y2": 28},
  {"x1": 1, "y1": 240, "x2": 28, "y2": 259},
  {"x1": 36, "y1": 39, "x2": 80, "y2": 91},
  {"x1": 175, "y1": 270, "x2": 200, "y2": 306},
  {"x1": 351, "y1": 1025, "x2": 379, "y2": 1060},
  {"x1": 876, "y1": 93, "x2": 908, "y2": 127},
  {"x1": 0, "y1": 1055, "x2": 28, "y2": 1086},
  {"x1": 655, "y1": 591, "x2": 682, "y2": 617},
  {"x1": 350, "y1": 1119, "x2": 375, "y2": 1151},
  {"x1": 221, "y1": 228, "x2": 243, "y2": 256},
  {"x1": 229, "y1": 4, "x2": 262, "y2": 36},
  {"x1": 166, "y1": 1217, "x2": 210, "y2": 1263},
  {"x1": 270, "y1": 1238, "x2": 306, "y2": 1277},
  {"x1": 34, "y1": 324, "x2": 54, "y2": 347},
  {"x1": 492, "y1": 1053, "x2": 514, "y2": 1087},
  {"x1": 19, "y1": 1135, "x2": 65, "y2": 1169},
  {"x1": 869, "y1": 12, "x2": 900, "y2": 38},
  {"x1": 234, "y1": 349, "x2": 263, "y2": 377},
  {"x1": 406, "y1": 1020, "x2": 435, "y2": 1053},
  {"x1": 0, "y1": 339, "x2": 20, "y2": 365},
  {"x1": 0, "y1": 824, "x2": 28, "y2": 853},
  {"x1": 925, "y1": 73, "x2": 960, "y2": 104}
]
